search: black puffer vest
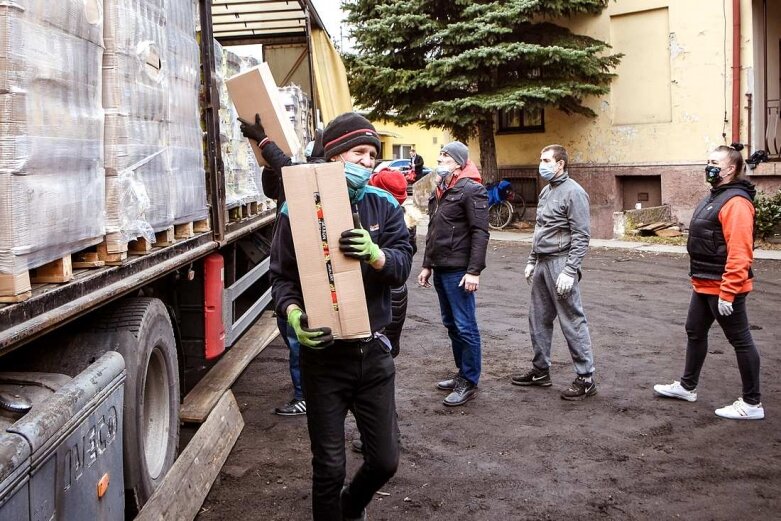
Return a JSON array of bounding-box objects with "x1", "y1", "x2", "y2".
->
[{"x1": 687, "y1": 180, "x2": 755, "y2": 280}]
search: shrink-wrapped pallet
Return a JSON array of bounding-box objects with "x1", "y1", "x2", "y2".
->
[
  {"x1": 213, "y1": 41, "x2": 263, "y2": 208},
  {"x1": 103, "y1": 0, "x2": 171, "y2": 245},
  {"x1": 0, "y1": 0, "x2": 105, "y2": 276},
  {"x1": 166, "y1": 0, "x2": 206, "y2": 224},
  {"x1": 278, "y1": 84, "x2": 312, "y2": 164}
]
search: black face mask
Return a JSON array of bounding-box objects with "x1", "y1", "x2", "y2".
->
[{"x1": 705, "y1": 165, "x2": 722, "y2": 186}]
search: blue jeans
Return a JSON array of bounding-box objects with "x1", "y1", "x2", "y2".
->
[
  {"x1": 277, "y1": 315, "x2": 303, "y2": 400},
  {"x1": 433, "y1": 269, "x2": 482, "y2": 385}
]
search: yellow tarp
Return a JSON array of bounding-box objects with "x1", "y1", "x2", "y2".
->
[{"x1": 311, "y1": 28, "x2": 352, "y2": 124}]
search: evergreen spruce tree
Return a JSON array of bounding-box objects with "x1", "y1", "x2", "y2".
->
[{"x1": 343, "y1": 0, "x2": 621, "y2": 183}]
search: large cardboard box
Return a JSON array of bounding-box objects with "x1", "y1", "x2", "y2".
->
[
  {"x1": 282, "y1": 162, "x2": 371, "y2": 339},
  {"x1": 226, "y1": 63, "x2": 301, "y2": 167}
]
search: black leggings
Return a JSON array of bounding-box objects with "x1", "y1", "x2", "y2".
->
[{"x1": 681, "y1": 292, "x2": 761, "y2": 404}]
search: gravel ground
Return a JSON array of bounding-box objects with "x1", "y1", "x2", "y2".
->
[{"x1": 196, "y1": 241, "x2": 781, "y2": 521}]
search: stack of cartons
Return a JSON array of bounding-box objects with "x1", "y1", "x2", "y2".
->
[
  {"x1": 240, "y1": 55, "x2": 264, "y2": 202},
  {"x1": 103, "y1": 0, "x2": 172, "y2": 258},
  {"x1": 0, "y1": 0, "x2": 106, "y2": 301},
  {"x1": 213, "y1": 41, "x2": 264, "y2": 209},
  {"x1": 167, "y1": 0, "x2": 207, "y2": 228},
  {"x1": 278, "y1": 84, "x2": 312, "y2": 163}
]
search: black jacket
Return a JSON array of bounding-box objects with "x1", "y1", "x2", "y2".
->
[
  {"x1": 270, "y1": 186, "x2": 413, "y2": 334},
  {"x1": 258, "y1": 141, "x2": 293, "y2": 207},
  {"x1": 423, "y1": 177, "x2": 489, "y2": 275},
  {"x1": 687, "y1": 179, "x2": 756, "y2": 280},
  {"x1": 411, "y1": 153, "x2": 424, "y2": 176},
  {"x1": 258, "y1": 131, "x2": 325, "y2": 207}
]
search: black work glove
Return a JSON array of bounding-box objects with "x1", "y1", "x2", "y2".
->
[{"x1": 239, "y1": 113, "x2": 267, "y2": 143}]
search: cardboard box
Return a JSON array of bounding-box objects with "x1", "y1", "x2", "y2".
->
[
  {"x1": 226, "y1": 63, "x2": 301, "y2": 167},
  {"x1": 282, "y1": 162, "x2": 371, "y2": 339}
]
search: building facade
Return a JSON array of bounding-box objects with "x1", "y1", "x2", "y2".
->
[
  {"x1": 372, "y1": 120, "x2": 448, "y2": 172},
  {"x1": 480, "y1": 0, "x2": 781, "y2": 238}
]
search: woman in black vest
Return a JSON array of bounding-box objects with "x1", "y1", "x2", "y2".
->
[{"x1": 654, "y1": 143, "x2": 764, "y2": 420}]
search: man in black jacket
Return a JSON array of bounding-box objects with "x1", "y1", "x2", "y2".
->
[
  {"x1": 268, "y1": 112, "x2": 413, "y2": 521},
  {"x1": 417, "y1": 141, "x2": 489, "y2": 407},
  {"x1": 409, "y1": 147, "x2": 424, "y2": 181},
  {"x1": 240, "y1": 116, "x2": 324, "y2": 417}
]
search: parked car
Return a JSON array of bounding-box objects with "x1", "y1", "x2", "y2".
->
[{"x1": 374, "y1": 159, "x2": 432, "y2": 183}]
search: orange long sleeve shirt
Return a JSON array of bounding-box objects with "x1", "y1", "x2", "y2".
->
[{"x1": 691, "y1": 196, "x2": 755, "y2": 301}]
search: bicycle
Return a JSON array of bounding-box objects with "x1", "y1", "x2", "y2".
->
[{"x1": 487, "y1": 180, "x2": 525, "y2": 230}]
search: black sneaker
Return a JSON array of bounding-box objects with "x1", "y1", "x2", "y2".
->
[
  {"x1": 560, "y1": 376, "x2": 597, "y2": 401},
  {"x1": 511, "y1": 367, "x2": 552, "y2": 387},
  {"x1": 443, "y1": 377, "x2": 478, "y2": 407},
  {"x1": 274, "y1": 399, "x2": 307, "y2": 416}
]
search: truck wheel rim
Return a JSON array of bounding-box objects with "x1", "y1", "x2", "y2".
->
[{"x1": 144, "y1": 347, "x2": 170, "y2": 479}]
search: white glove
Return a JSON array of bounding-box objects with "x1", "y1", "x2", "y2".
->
[
  {"x1": 555, "y1": 273, "x2": 575, "y2": 296},
  {"x1": 717, "y1": 298, "x2": 733, "y2": 317},
  {"x1": 524, "y1": 263, "x2": 535, "y2": 285}
]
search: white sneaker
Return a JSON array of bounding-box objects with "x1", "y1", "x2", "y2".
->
[
  {"x1": 715, "y1": 398, "x2": 765, "y2": 420},
  {"x1": 653, "y1": 381, "x2": 697, "y2": 402}
]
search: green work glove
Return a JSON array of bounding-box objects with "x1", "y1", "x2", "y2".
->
[
  {"x1": 288, "y1": 308, "x2": 333, "y2": 349},
  {"x1": 339, "y1": 228, "x2": 381, "y2": 263}
]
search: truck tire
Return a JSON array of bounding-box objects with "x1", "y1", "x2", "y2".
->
[{"x1": 88, "y1": 297, "x2": 180, "y2": 513}]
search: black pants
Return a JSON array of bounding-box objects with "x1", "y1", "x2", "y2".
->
[
  {"x1": 681, "y1": 292, "x2": 761, "y2": 404},
  {"x1": 301, "y1": 338, "x2": 399, "y2": 520}
]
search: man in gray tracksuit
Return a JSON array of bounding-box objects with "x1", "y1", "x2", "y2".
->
[{"x1": 511, "y1": 144, "x2": 597, "y2": 400}]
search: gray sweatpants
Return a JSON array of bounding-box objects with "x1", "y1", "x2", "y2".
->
[{"x1": 528, "y1": 255, "x2": 595, "y2": 376}]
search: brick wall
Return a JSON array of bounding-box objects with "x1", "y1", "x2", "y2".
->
[{"x1": 497, "y1": 162, "x2": 781, "y2": 239}]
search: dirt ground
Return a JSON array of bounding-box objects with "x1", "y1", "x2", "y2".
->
[{"x1": 196, "y1": 241, "x2": 781, "y2": 521}]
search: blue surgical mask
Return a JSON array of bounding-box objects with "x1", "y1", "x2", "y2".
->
[
  {"x1": 343, "y1": 161, "x2": 372, "y2": 190},
  {"x1": 342, "y1": 161, "x2": 372, "y2": 202},
  {"x1": 435, "y1": 166, "x2": 450, "y2": 179},
  {"x1": 539, "y1": 162, "x2": 558, "y2": 181}
]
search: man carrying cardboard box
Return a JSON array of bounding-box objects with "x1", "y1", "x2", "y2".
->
[
  {"x1": 240, "y1": 116, "x2": 324, "y2": 417},
  {"x1": 269, "y1": 112, "x2": 413, "y2": 521}
]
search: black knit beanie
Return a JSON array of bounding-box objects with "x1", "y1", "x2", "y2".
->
[{"x1": 322, "y1": 112, "x2": 381, "y2": 159}]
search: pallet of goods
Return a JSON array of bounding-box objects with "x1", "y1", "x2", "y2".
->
[{"x1": 0, "y1": 0, "x2": 106, "y2": 302}]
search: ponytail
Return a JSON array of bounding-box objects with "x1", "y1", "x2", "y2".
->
[{"x1": 715, "y1": 143, "x2": 746, "y2": 179}]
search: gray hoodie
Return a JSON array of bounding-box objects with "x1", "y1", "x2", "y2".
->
[{"x1": 527, "y1": 172, "x2": 590, "y2": 277}]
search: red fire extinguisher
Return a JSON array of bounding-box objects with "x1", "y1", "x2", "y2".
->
[{"x1": 203, "y1": 253, "x2": 226, "y2": 360}]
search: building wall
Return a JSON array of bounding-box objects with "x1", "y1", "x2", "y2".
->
[
  {"x1": 487, "y1": 0, "x2": 756, "y2": 166},
  {"x1": 372, "y1": 120, "x2": 447, "y2": 168},
  {"x1": 479, "y1": 0, "x2": 780, "y2": 238}
]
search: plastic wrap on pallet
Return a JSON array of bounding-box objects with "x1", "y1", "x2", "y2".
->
[
  {"x1": 278, "y1": 85, "x2": 312, "y2": 164},
  {"x1": 104, "y1": 149, "x2": 169, "y2": 245},
  {"x1": 103, "y1": 0, "x2": 173, "y2": 236},
  {"x1": 215, "y1": 44, "x2": 264, "y2": 208},
  {"x1": 166, "y1": 0, "x2": 207, "y2": 224},
  {"x1": 0, "y1": 0, "x2": 105, "y2": 275}
]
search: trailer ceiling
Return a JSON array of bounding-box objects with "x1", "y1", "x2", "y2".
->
[{"x1": 211, "y1": 0, "x2": 328, "y2": 44}]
